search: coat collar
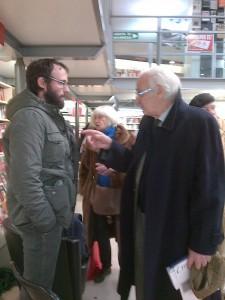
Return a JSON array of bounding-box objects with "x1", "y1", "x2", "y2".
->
[{"x1": 161, "y1": 89, "x2": 183, "y2": 131}]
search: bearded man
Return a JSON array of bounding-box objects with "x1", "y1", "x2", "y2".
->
[{"x1": 3, "y1": 58, "x2": 78, "y2": 299}]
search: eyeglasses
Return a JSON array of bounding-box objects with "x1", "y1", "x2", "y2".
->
[
  {"x1": 136, "y1": 87, "x2": 153, "y2": 97},
  {"x1": 48, "y1": 76, "x2": 69, "y2": 88}
]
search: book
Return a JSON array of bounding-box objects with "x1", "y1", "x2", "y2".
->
[{"x1": 166, "y1": 257, "x2": 198, "y2": 300}]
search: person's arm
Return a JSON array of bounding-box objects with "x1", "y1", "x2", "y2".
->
[{"x1": 82, "y1": 129, "x2": 133, "y2": 173}]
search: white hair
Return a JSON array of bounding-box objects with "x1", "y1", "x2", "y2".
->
[
  {"x1": 90, "y1": 105, "x2": 120, "y2": 127},
  {"x1": 140, "y1": 66, "x2": 182, "y2": 101}
]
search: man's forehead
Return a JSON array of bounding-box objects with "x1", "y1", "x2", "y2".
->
[
  {"x1": 52, "y1": 64, "x2": 65, "y2": 72},
  {"x1": 137, "y1": 74, "x2": 150, "y2": 87}
]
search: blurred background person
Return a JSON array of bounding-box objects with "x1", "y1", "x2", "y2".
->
[
  {"x1": 79, "y1": 105, "x2": 135, "y2": 283},
  {"x1": 189, "y1": 93, "x2": 225, "y2": 158}
]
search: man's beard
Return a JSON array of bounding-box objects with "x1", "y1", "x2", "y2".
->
[{"x1": 44, "y1": 86, "x2": 65, "y2": 109}]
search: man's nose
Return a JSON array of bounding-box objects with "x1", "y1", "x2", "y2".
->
[
  {"x1": 135, "y1": 95, "x2": 140, "y2": 104},
  {"x1": 64, "y1": 85, "x2": 70, "y2": 92}
]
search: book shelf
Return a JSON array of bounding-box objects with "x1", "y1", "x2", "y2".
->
[
  {"x1": 0, "y1": 153, "x2": 7, "y2": 227},
  {"x1": 0, "y1": 81, "x2": 13, "y2": 152},
  {"x1": 60, "y1": 100, "x2": 91, "y2": 138},
  {"x1": 119, "y1": 115, "x2": 142, "y2": 133},
  {"x1": 0, "y1": 81, "x2": 13, "y2": 122}
]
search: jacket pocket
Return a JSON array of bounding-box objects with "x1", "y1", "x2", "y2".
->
[
  {"x1": 44, "y1": 132, "x2": 65, "y2": 164},
  {"x1": 43, "y1": 180, "x2": 73, "y2": 228}
]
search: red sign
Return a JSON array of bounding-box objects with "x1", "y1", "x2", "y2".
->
[
  {"x1": 0, "y1": 23, "x2": 4, "y2": 46},
  {"x1": 218, "y1": 0, "x2": 225, "y2": 7},
  {"x1": 187, "y1": 34, "x2": 214, "y2": 52}
]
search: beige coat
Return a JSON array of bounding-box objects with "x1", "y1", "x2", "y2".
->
[
  {"x1": 79, "y1": 124, "x2": 136, "y2": 247},
  {"x1": 217, "y1": 117, "x2": 225, "y2": 158}
]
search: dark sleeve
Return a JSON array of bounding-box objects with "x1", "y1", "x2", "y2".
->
[{"x1": 98, "y1": 140, "x2": 132, "y2": 173}]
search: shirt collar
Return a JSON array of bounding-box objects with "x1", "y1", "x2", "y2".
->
[{"x1": 158, "y1": 104, "x2": 173, "y2": 125}]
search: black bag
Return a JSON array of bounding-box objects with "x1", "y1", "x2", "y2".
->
[{"x1": 62, "y1": 214, "x2": 89, "y2": 263}]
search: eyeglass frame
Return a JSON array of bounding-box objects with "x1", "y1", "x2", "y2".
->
[
  {"x1": 47, "y1": 76, "x2": 69, "y2": 88},
  {"x1": 136, "y1": 87, "x2": 153, "y2": 97}
]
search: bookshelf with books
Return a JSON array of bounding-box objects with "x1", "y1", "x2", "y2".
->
[
  {"x1": 119, "y1": 114, "x2": 143, "y2": 134},
  {"x1": 0, "y1": 81, "x2": 13, "y2": 152},
  {"x1": 0, "y1": 81, "x2": 13, "y2": 122},
  {"x1": 60, "y1": 100, "x2": 91, "y2": 138},
  {"x1": 0, "y1": 153, "x2": 7, "y2": 227}
]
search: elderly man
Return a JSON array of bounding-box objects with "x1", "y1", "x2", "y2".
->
[{"x1": 82, "y1": 67, "x2": 225, "y2": 300}]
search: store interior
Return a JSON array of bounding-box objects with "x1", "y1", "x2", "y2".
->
[
  {"x1": 1, "y1": 0, "x2": 225, "y2": 299},
  {"x1": 1, "y1": 0, "x2": 225, "y2": 124}
]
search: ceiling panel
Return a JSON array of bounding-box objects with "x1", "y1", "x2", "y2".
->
[{"x1": 0, "y1": 0, "x2": 102, "y2": 45}]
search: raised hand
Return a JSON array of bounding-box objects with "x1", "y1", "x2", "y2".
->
[{"x1": 81, "y1": 129, "x2": 112, "y2": 151}]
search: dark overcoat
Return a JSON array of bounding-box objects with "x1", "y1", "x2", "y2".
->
[{"x1": 99, "y1": 94, "x2": 225, "y2": 300}]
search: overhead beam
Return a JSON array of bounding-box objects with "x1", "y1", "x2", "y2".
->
[
  {"x1": 4, "y1": 29, "x2": 105, "y2": 60},
  {"x1": 180, "y1": 78, "x2": 225, "y2": 90},
  {"x1": 21, "y1": 45, "x2": 105, "y2": 60},
  {"x1": 4, "y1": 29, "x2": 23, "y2": 56},
  {"x1": 113, "y1": 77, "x2": 225, "y2": 91},
  {"x1": 77, "y1": 95, "x2": 111, "y2": 101}
]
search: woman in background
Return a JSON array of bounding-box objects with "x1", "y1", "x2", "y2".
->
[{"x1": 79, "y1": 105, "x2": 136, "y2": 283}]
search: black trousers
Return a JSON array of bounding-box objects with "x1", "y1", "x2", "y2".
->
[{"x1": 95, "y1": 214, "x2": 112, "y2": 269}]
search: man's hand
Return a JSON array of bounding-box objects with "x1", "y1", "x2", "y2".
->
[
  {"x1": 81, "y1": 129, "x2": 112, "y2": 151},
  {"x1": 187, "y1": 249, "x2": 211, "y2": 270},
  {"x1": 96, "y1": 163, "x2": 115, "y2": 176}
]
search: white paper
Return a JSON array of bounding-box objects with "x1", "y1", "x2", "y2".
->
[{"x1": 166, "y1": 257, "x2": 199, "y2": 300}]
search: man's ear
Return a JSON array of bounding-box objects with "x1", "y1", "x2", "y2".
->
[
  {"x1": 37, "y1": 77, "x2": 47, "y2": 90},
  {"x1": 156, "y1": 85, "x2": 165, "y2": 100}
]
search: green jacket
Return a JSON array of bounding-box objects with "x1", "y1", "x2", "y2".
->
[{"x1": 3, "y1": 89, "x2": 78, "y2": 232}]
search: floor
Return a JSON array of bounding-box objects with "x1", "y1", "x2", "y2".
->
[
  {"x1": 0, "y1": 194, "x2": 136, "y2": 300},
  {"x1": 77, "y1": 194, "x2": 136, "y2": 300}
]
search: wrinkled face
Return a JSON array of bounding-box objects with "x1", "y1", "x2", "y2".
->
[
  {"x1": 135, "y1": 74, "x2": 170, "y2": 118},
  {"x1": 44, "y1": 64, "x2": 69, "y2": 109},
  {"x1": 93, "y1": 114, "x2": 109, "y2": 131},
  {"x1": 202, "y1": 102, "x2": 217, "y2": 117}
]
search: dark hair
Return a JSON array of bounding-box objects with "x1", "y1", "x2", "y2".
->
[
  {"x1": 189, "y1": 93, "x2": 215, "y2": 108},
  {"x1": 26, "y1": 58, "x2": 69, "y2": 95}
]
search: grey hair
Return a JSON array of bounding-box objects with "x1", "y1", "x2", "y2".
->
[
  {"x1": 90, "y1": 105, "x2": 120, "y2": 128},
  {"x1": 142, "y1": 66, "x2": 182, "y2": 101}
]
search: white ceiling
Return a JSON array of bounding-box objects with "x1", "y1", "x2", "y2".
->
[{"x1": 0, "y1": 0, "x2": 225, "y2": 110}]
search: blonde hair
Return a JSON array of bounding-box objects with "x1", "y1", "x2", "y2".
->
[{"x1": 90, "y1": 105, "x2": 120, "y2": 128}]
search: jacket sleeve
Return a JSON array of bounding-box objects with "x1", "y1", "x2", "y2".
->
[
  {"x1": 189, "y1": 116, "x2": 225, "y2": 254},
  {"x1": 7, "y1": 109, "x2": 56, "y2": 232},
  {"x1": 98, "y1": 140, "x2": 133, "y2": 173}
]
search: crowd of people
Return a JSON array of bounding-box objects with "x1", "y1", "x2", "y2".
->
[{"x1": 2, "y1": 58, "x2": 225, "y2": 300}]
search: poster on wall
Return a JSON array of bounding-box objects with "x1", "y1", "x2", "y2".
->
[
  {"x1": 218, "y1": 0, "x2": 225, "y2": 7},
  {"x1": 187, "y1": 34, "x2": 214, "y2": 52}
]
